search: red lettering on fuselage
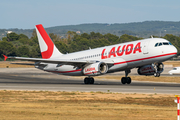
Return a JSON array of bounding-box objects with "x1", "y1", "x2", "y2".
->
[
  {"x1": 117, "y1": 45, "x2": 126, "y2": 56},
  {"x1": 108, "y1": 47, "x2": 116, "y2": 58},
  {"x1": 125, "y1": 44, "x2": 133, "y2": 55},
  {"x1": 101, "y1": 49, "x2": 107, "y2": 59},
  {"x1": 133, "y1": 42, "x2": 142, "y2": 54},
  {"x1": 101, "y1": 42, "x2": 142, "y2": 59}
]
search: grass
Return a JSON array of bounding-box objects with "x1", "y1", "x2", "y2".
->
[
  {"x1": 0, "y1": 61, "x2": 179, "y2": 119},
  {"x1": 0, "y1": 90, "x2": 177, "y2": 120}
]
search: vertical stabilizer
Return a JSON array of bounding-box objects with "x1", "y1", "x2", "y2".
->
[{"x1": 35, "y1": 24, "x2": 63, "y2": 59}]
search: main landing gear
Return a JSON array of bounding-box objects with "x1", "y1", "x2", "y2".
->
[
  {"x1": 121, "y1": 69, "x2": 132, "y2": 84},
  {"x1": 84, "y1": 69, "x2": 132, "y2": 85},
  {"x1": 84, "y1": 77, "x2": 94, "y2": 84}
]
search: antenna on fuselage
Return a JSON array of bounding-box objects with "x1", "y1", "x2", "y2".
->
[
  {"x1": 89, "y1": 47, "x2": 91, "y2": 50},
  {"x1": 151, "y1": 35, "x2": 153, "y2": 38}
]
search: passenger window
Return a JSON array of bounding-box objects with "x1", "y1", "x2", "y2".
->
[{"x1": 155, "y1": 43, "x2": 158, "y2": 47}]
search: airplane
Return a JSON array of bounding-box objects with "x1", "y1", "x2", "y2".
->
[
  {"x1": 169, "y1": 67, "x2": 180, "y2": 75},
  {"x1": 3, "y1": 24, "x2": 177, "y2": 84}
]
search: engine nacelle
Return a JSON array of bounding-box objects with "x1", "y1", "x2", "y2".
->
[
  {"x1": 137, "y1": 63, "x2": 164, "y2": 76},
  {"x1": 83, "y1": 62, "x2": 108, "y2": 76},
  {"x1": 138, "y1": 65, "x2": 155, "y2": 75}
]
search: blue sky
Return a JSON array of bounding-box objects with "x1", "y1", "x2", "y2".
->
[{"x1": 1, "y1": 0, "x2": 180, "y2": 29}]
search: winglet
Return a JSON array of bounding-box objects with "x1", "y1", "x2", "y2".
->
[{"x1": 3, "y1": 55, "x2": 8, "y2": 61}]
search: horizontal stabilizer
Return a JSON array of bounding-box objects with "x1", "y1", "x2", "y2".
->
[{"x1": 3, "y1": 55, "x2": 8, "y2": 61}]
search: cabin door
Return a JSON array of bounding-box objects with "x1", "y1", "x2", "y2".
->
[{"x1": 143, "y1": 41, "x2": 149, "y2": 54}]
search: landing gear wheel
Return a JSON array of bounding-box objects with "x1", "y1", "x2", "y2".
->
[
  {"x1": 84, "y1": 78, "x2": 89, "y2": 84},
  {"x1": 121, "y1": 77, "x2": 131, "y2": 84},
  {"x1": 157, "y1": 73, "x2": 160, "y2": 77},
  {"x1": 121, "y1": 77, "x2": 126, "y2": 84},
  {"x1": 127, "y1": 77, "x2": 131, "y2": 84},
  {"x1": 89, "y1": 77, "x2": 94, "y2": 84},
  {"x1": 84, "y1": 77, "x2": 94, "y2": 84},
  {"x1": 154, "y1": 73, "x2": 160, "y2": 77}
]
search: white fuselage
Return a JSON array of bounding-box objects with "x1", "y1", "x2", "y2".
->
[{"x1": 41, "y1": 38, "x2": 177, "y2": 76}]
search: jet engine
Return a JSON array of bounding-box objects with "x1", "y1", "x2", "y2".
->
[
  {"x1": 83, "y1": 62, "x2": 108, "y2": 76},
  {"x1": 137, "y1": 63, "x2": 164, "y2": 76}
]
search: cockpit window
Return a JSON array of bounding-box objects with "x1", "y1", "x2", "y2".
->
[
  {"x1": 163, "y1": 42, "x2": 169, "y2": 45},
  {"x1": 169, "y1": 42, "x2": 172, "y2": 45},
  {"x1": 155, "y1": 42, "x2": 172, "y2": 47},
  {"x1": 155, "y1": 43, "x2": 159, "y2": 47}
]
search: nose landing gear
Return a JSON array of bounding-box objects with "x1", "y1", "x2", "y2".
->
[{"x1": 153, "y1": 63, "x2": 163, "y2": 77}]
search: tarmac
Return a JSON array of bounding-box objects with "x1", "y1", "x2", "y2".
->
[{"x1": 0, "y1": 67, "x2": 179, "y2": 94}]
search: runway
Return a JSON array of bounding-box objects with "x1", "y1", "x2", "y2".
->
[{"x1": 0, "y1": 68, "x2": 180, "y2": 94}]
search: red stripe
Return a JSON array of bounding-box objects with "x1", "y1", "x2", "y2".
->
[
  {"x1": 46, "y1": 52, "x2": 176, "y2": 74},
  {"x1": 36, "y1": 24, "x2": 54, "y2": 59},
  {"x1": 114, "y1": 52, "x2": 177, "y2": 65},
  {"x1": 177, "y1": 97, "x2": 179, "y2": 116}
]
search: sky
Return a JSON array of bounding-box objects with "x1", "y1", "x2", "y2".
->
[{"x1": 1, "y1": 0, "x2": 180, "y2": 29}]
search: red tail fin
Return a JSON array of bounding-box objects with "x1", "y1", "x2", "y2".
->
[
  {"x1": 3, "y1": 55, "x2": 8, "y2": 61},
  {"x1": 35, "y1": 24, "x2": 62, "y2": 59}
]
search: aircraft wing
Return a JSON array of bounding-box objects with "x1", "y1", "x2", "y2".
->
[{"x1": 6, "y1": 56, "x2": 114, "y2": 68}]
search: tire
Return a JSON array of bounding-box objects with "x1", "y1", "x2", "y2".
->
[
  {"x1": 156, "y1": 73, "x2": 160, "y2": 77},
  {"x1": 84, "y1": 78, "x2": 89, "y2": 84},
  {"x1": 127, "y1": 77, "x2": 131, "y2": 84},
  {"x1": 154, "y1": 73, "x2": 160, "y2": 77},
  {"x1": 154, "y1": 73, "x2": 157, "y2": 77},
  {"x1": 121, "y1": 77, "x2": 126, "y2": 84},
  {"x1": 89, "y1": 78, "x2": 94, "y2": 84}
]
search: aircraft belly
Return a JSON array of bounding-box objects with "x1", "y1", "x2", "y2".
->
[
  {"x1": 107, "y1": 58, "x2": 128, "y2": 72},
  {"x1": 108, "y1": 63, "x2": 127, "y2": 72}
]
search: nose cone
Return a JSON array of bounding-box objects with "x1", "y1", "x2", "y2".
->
[{"x1": 172, "y1": 45, "x2": 178, "y2": 55}]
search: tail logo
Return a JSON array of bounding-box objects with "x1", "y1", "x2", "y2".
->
[{"x1": 36, "y1": 24, "x2": 54, "y2": 59}]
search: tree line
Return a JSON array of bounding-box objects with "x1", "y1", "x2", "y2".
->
[{"x1": 0, "y1": 30, "x2": 179, "y2": 60}]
